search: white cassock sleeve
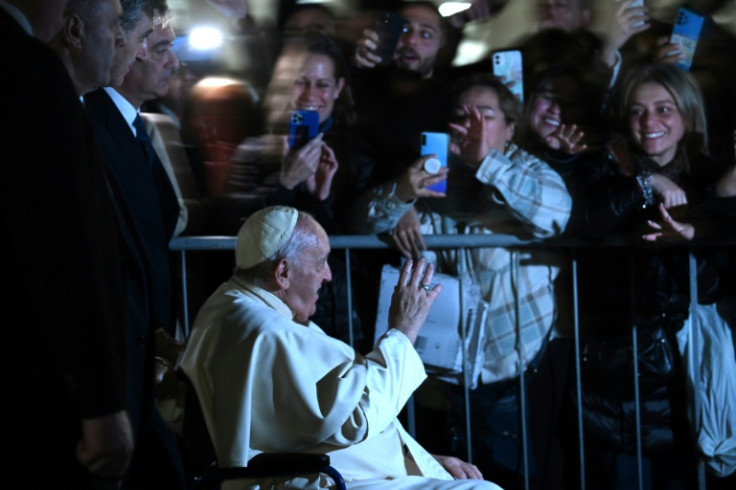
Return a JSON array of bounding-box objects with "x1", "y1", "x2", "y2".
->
[{"x1": 179, "y1": 284, "x2": 426, "y2": 468}]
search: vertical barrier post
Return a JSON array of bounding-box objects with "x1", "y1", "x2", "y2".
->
[
  {"x1": 629, "y1": 254, "x2": 644, "y2": 490},
  {"x1": 688, "y1": 252, "x2": 707, "y2": 490},
  {"x1": 344, "y1": 248, "x2": 354, "y2": 348},
  {"x1": 572, "y1": 252, "x2": 586, "y2": 490},
  {"x1": 511, "y1": 250, "x2": 531, "y2": 490},
  {"x1": 180, "y1": 249, "x2": 190, "y2": 339},
  {"x1": 457, "y1": 246, "x2": 472, "y2": 463}
]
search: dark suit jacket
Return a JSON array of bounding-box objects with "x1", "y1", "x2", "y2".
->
[
  {"x1": 83, "y1": 88, "x2": 180, "y2": 439},
  {"x1": 0, "y1": 9, "x2": 126, "y2": 487}
]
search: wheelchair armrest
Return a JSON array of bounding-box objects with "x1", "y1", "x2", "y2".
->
[
  {"x1": 242, "y1": 452, "x2": 331, "y2": 476},
  {"x1": 199, "y1": 453, "x2": 345, "y2": 490}
]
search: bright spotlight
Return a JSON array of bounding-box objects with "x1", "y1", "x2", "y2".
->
[
  {"x1": 188, "y1": 26, "x2": 223, "y2": 51},
  {"x1": 438, "y1": 2, "x2": 472, "y2": 17}
]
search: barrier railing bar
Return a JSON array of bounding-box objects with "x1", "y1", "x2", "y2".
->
[
  {"x1": 171, "y1": 234, "x2": 732, "y2": 251},
  {"x1": 171, "y1": 234, "x2": 723, "y2": 489}
]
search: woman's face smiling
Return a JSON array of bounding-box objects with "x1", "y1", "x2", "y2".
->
[
  {"x1": 528, "y1": 75, "x2": 586, "y2": 144},
  {"x1": 529, "y1": 86, "x2": 562, "y2": 140},
  {"x1": 291, "y1": 53, "x2": 345, "y2": 124},
  {"x1": 628, "y1": 82, "x2": 686, "y2": 167}
]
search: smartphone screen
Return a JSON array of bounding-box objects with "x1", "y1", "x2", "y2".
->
[
  {"x1": 421, "y1": 132, "x2": 449, "y2": 193},
  {"x1": 492, "y1": 50, "x2": 524, "y2": 102},
  {"x1": 372, "y1": 11, "x2": 406, "y2": 66},
  {"x1": 288, "y1": 110, "x2": 319, "y2": 150},
  {"x1": 670, "y1": 7, "x2": 706, "y2": 71}
]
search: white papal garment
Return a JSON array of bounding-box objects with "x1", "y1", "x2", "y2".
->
[{"x1": 178, "y1": 277, "x2": 502, "y2": 489}]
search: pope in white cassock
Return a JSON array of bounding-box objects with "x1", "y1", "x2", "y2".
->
[{"x1": 177, "y1": 206, "x2": 503, "y2": 489}]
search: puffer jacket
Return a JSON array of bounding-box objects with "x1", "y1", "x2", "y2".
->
[{"x1": 569, "y1": 139, "x2": 721, "y2": 453}]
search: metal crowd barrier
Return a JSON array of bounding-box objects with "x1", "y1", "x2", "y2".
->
[{"x1": 170, "y1": 234, "x2": 714, "y2": 490}]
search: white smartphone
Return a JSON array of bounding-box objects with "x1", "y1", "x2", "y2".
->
[
  {"x1": 492, "y1": 49, "x2": 524, "y2": 102},
  {"x1": 420, "y1": 132, "x2": 449, "y2": 193}
]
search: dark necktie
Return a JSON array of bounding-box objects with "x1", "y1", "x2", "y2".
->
[{"x1": 132, "y1": 114, "x2": 154, "y2": 167}]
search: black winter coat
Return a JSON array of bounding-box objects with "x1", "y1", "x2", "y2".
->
[{"x1": 570, "y1": 140, "x2": 721, "y2": 453}]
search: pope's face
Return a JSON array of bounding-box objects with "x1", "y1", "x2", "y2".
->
[{"x1": 283, "y1": 219, "x2": 332, "y2": 324}]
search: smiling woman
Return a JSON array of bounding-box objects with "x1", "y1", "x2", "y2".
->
[
  {"x1": 574, "y1": 61, "x2": 714, "y2": 242},
  {"x1": 265, "y1": 32, "x2": 355, "y2": 133},
  {"x1": 212, "y1": 32, "x2": 375, "y2": 345},
  {"x1": 567, "y1": 62, "x2": 723, "y2": 489},
  {"x1": 617, "y1": 62, "x2": 709, "y2": 170}
]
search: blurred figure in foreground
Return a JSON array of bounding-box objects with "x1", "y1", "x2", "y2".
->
[{"x1": 1, "y1": 0, "x2": 134, "y2": 487}]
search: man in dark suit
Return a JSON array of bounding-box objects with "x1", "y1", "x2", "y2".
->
[
  {"x1": 0, "y1": 0, "x2": 134, "y2": 488},
  {"x1": 83, "y1": 5, "x2": 186, "y2": 489}
]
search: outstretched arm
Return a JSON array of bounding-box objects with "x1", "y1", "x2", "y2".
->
[{"x1": 597, "y1": 0, "x2": 650, "y2": 69}]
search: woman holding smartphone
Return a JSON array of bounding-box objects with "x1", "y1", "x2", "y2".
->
[
  {"x1": 572, "y1": 61, "x2": 723, "y2": 489},
  {"x1": 351, "y1": 74, "x2": 572, "y2": 488},
  {"x1": 215, "y1": 32, "x2": 376, "y2": 345}
]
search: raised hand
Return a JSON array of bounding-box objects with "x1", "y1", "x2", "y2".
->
[
  {"x1": 395, "y1": 155, "x2": 449, "y2": 201},
  {"x1": 598, "y1": 0, "x2": 650, "y2": 67},
  {"x1": 544, "y1": 123, "x2": 587, "y2": 154},
  {"x1": 304, "y1": 143, "x2": 339, "y2": 201},
  {"x1": 643, "y1": 202, "x2": 694, "y2": 241},
  {"x1": 354, "y1": 28, "x2": 382, "y2": 68},
  {"x1": 652, "y1": 35, "x2": 686, "y2": 65},
  {"x1": 449, "y1": 105, "x2": 491, "y2": 168},
  {"x1": 279, "y1": 133, "x2": 324, "y2": 190},
  {"x1": 388, "y1": 258, "x2": 441, "y2": 344}
]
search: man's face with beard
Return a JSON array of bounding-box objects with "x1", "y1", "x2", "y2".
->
[{"x1": 393, "y1": 4, "x2": 442, "y2": 79}]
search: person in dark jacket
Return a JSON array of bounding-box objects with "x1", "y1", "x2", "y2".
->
[
  {"x1": 1, "y1": 1, "x2": 134, "y2": 487},
  {"x1": 570, "y1": 61, "x2": 722, "y2": 490}
]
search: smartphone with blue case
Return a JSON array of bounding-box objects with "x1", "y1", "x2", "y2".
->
[
  {"x1": 420, "y1": 132, "x2": 449, "y2": 193},
  {"x1": 492, "y1": 49, "x2": 524, "y2": 102},
  {"x1": 288, "y1": 110, "x2": 319, "y2": 149},
  {"x1": 670, "y1": 7, "x2": 706, "y2": 71}
]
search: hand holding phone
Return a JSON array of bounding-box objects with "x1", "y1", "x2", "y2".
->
[
  {"x1": 280, "y1": 131, "x2": 324, "y2": 190},
  {"x1": 616, "y1": 0, "x2": 647, "y2": 29},
  {"x1": 670, "y1": 7, "x2": 706, "y2": 70},
  {"x1": 288, "y1": 110, "x2": 319, "y2": 150},
  {"x1": 372, "y1": 11, "x2": 406, "y2": 66},
  {"x1": 395, "y1": 154, "x2": 449, "y2": 202},
  {"x1": 420, "y1": 132, "x2": 450, "y2": 193}
]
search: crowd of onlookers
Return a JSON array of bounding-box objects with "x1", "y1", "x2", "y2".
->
[
  {"x1": 3, "y1": 0, "x2": 736, "y2": 488},
  {"x1": 158, "y1": 1, "x2": 736, "y2": 489}
]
